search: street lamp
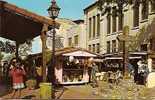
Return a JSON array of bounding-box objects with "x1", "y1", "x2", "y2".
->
[{"x1": 47, "y1": 0, "x2": 60, "y2": 99}]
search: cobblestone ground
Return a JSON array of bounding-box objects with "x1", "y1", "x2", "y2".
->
[
  {"x1": 60, "y1": 79, "x2": 148, "y2": 99},
  {"x1": 1, "y1": 79, "x2": 155, "y2": 99}
]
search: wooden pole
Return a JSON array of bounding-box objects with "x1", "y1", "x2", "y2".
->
[
  {"x1": 15, "y1": 42, "x2": 19, "y2": 59},
  {"x1": 41, "y1": 31, "x2": 47, "y2": 82},
  {"x1": 123, "y1": 26, "x2": 129, "y2": 77}
]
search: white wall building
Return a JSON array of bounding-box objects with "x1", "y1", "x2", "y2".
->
[
  {"x1": 31, "y1": 18, "x2": 87, "y2": 54},
  {"x1": 84, "y1": 0, "x2": 155, "y2": 54},
  {"x1": 66, "y1": 20, "x2": 86, "y2": 49}
]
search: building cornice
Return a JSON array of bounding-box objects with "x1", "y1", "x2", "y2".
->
[{"x1": 84, "y1": 1, "x2": 99, "y2": 14}]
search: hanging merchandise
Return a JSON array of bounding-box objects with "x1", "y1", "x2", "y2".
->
[
  {"x1": 75, "y1": 59, "x2": 79, "y2": 64},
  {"x1": 89, "y1": 57, "x2": 93, "y2": 62},
  {"x1": 69, "y1": 56, "x2": 74, "y2": 62},
  {"x1": 88, "y1": 57, "x2": 94, "y2": 66}
]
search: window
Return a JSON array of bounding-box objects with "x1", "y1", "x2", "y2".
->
[
  {"x1": 112, "y1": 40, "x2": 116, "y2": 53},
  {"x1": 141, "y1": 1, "x2": 148, "y2": 20},
  {"x1": 74, "y1": 35, "x2": 78, "y2": 46},
  {"x1": 89, "y1": 18, "x2": 92, "y2": 39},
  {"x1": 152, "y1": 58, "x2": 155, "y2": 72},
  {"x1": 118, "y1": 41, "x2": 123, "y2": 52},
  {"x1": 93, "y1": 44, "x2": 95, "y2": 52},
  {"x1": 96, "y1": 43, "x2": 100, "y2": 53},
  {"x1": 93, "y1": 16, "x2": 96, "y2": 38},
  {"x1": 133, "y1": 5, "x2": 139, "y2": 27},
  {"x1": 141, "y1": 44, "x2": 147, "y2": 51},
  {"x1": 151, "y1": 1, "x2": 155, "y2": 12},
  {"x1": 107, "y1": 41, "x2": 110, "y2": 53},
  {"x1": 118, "y1": 13, "x2": 123, "y2": 31},
  {"x1": 88, "y1": 45, "x2": 91, "y2": 51},
  {"x1": 107, "y1": 14, "x2": 111, "y2": 35},
  {"x1": 112, "y1": 7, "x2": 117, "y2": 32},
  {"x1": 150, "y1": 38, "x2": 155, "y2": 51},
  {"x1": 97, "y1": 14, "x2": 100, "y2": 37},
  {"x1": 68, "y1": 37, "x2": 72, "y2": 46},
  {"x1": 150, "y1": 39, "x2": 153, "y2": 51}
]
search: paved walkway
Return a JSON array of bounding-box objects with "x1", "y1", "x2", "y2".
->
[
  {"x1": 0, "y1": 83, "x2": 11, "y2": 97},
  {"x1": 1, "y1": 85, "x2": 102, "y2": 99},
  {"x1": 1, "y1": 80, "x2": 155, "y2": 99}
]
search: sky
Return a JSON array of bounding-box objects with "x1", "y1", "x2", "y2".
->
[{"x1": 6, "y1": 0, "x2": 94, "y2": 20}]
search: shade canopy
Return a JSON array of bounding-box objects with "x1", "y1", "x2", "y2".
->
[
  {"x1": 0, "y1": 1, "x2": 58, "y2": 44},
  {"x1": 105, "y1": 56, "x2": 142, "y2": 60},
  {"x1": 63, "y1": 51, "x2": 97, "y2": 57}
]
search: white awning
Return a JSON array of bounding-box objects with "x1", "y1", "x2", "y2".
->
[
  {"x1": 130, "y1": 52, "x2": 147, "y2": 55},
  {"x1": 93, "y1": 59, "x2": 103, "y2": 62},
  {"x1": 63, "y1": 51, "x2": 97, "y2": 57},
  {"x1": 105, "y1": 56, "x2": 142, "y2": 60},
  {"x1": 105, "y1": 57, "x2": 122, "y2": 60}
]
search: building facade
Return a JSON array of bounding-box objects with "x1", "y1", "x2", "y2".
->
[
  {"x1": 31, "y1": 18, "x2": 87, "y2": 54},
  {"x1": 84, "y1": 0, "x2": 155, "y2": 55},
  {"x1": 66, "y1": 20, "x2": 86, "y2": 49},
  {"x1": 84, "y1": 2, "x2": 103, "y2": 54}
]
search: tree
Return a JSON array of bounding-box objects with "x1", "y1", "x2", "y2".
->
[
  {"x1": 98, "y1": 0, "x2": 152, "y2": 16},
  {"x1": 0, "y1": 40, "x2": 15, "y2": 53},
  {"x1": 18, "y1": 39, "x2": 33, "y2": 60},
  {"x1": 0, "y1": 39, "x2": 33, "y2": 60}
]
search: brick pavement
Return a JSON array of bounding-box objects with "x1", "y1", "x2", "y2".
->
[{"x1": 1, "y1": 84, "x2": 103, "y2": 99}]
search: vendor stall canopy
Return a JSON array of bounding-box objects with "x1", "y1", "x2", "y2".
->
[
  {"x1": 0, "y1": 0, "x2": 59, "y2": 44},
  {"x1": 29, "y1": 47, "x2": 101, "y2": 60}
]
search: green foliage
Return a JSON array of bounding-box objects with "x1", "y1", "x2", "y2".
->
[
  {"x1": 128, "y1": 26, "x2": 146, "y2": 52},
  {"x1": 19, "y1": 39, "x2": 33, "y2": 59}
]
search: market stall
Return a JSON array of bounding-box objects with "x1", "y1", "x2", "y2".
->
[{"x1": 28, "y1": 47, "x2": 99, "y2": 85}]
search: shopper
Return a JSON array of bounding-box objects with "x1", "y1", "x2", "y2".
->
[
  {"x1": 9, "y1": 58, "x2": 26, "y2": 98},
  {"x1": 91, "y1": 62, "x2": 99, "y2": 88}
]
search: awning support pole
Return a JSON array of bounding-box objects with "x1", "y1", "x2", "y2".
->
[
  {"x1": 15, "y1": 42, "x2": 19, "y2": 59},
  {"x1": 41, "y1": 24, "x2": 48, "y2": 82},
  {"x1": 41, "y1": 26, "x2": 48, "y2": 82}
]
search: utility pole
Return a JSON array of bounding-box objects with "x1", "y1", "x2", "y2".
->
[
  {"x1": 117, "y1": 26, "x2": 130, "y2": 77},
  {"x1": 123, "y1": 26, "x2": 129, "y2": 77}
]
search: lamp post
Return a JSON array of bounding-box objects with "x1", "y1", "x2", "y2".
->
[{"x1": 47, "y1": 0, "x2": 60, "y2": 99}]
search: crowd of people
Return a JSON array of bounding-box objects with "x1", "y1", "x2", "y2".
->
[{"x1": 0, "y1": 58, "x2": 43, "y2": 99}]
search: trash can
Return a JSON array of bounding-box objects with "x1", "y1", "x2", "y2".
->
[{"x1": 40, "y1": 83, "x2": 52, "y2": 99}]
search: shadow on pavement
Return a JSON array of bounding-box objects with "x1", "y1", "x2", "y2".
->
[
  {"x1": 55, "y1": 86, "x2": 68, "y2": 99},
  {"x1": 22, "y1": 95, "x2": 36, "y2": 99},
  {"x1": 0, "y1": 83, "x2": 12, "y2": 97}
]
